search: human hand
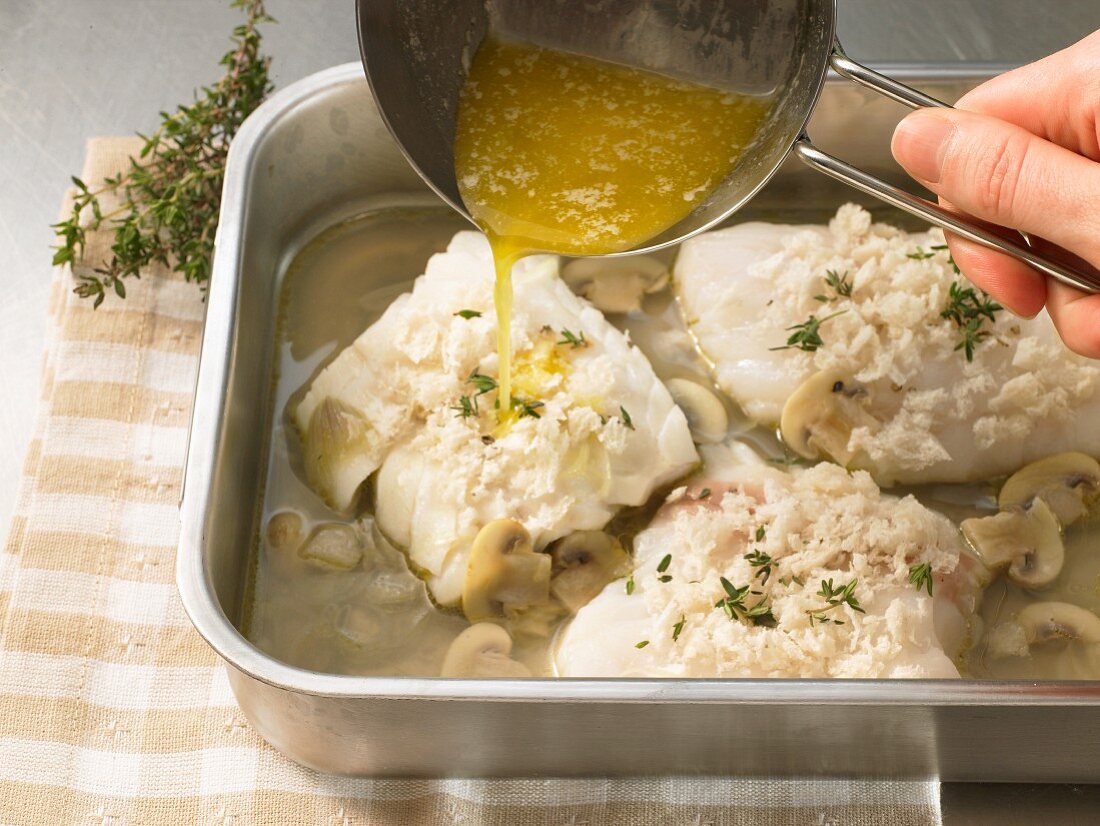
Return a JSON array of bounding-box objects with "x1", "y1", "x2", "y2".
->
[{"x1": 891, "y1": 30, "x2": 1100, "y2": 358}]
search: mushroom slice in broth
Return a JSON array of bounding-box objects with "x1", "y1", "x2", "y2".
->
[
  {"x1": 549, "y1": 531, "x2": 630, "y2": 613},
  {"x1": 961, "y1": 499, "x2": 1064, "y2": 589},
  {"x1": 462, "y1": 520, "x2": 552, "y2": 623},
  {"x1": 441, "y1": 623, "x2": 531, "y2": 678}
]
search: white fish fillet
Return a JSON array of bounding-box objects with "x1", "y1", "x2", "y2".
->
[
  {"x1": 295, "y1": 232, "x2": 698, "y2": 605},
  {"x1": 555, "y1": 459, "x2": 981, "y2": 679},
  {"x1": 674, "y1": 204, "x2": 1100, "y2": 484}
]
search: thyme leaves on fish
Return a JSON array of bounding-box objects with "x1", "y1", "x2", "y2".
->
[
  {"x1": 619, "y1": 405, "x2": 635, "y2": 430},
  {"x1": 941, "y1": 281, "x2": 1002, "y2": 362},
  {"x1": 908, "y1": 562, "x2": 934, "y2": 596},
  {"x1": 671, "y1": 615, "x2": 686, "y2": 642},
  {"x1": 467, "y1": 371, "x2": 499, "y2": 396},
  {"x1": 806, "y1": 578, "x2": 865, "y2": 627},
  {"x1": 744, "y1": 549, "x2": 773, "y2": 586},
  {"x1": 557, "y1": 328, "x2": 588, "y2": 348},
  {"x1": 455, "y1": 309, "x2": 482, "y2": 319},
  {"x1": 656, "y1": 552, "x2": 673, "y2": 583},
  {"x1": 52, "y1": 0, "x2": 274, "y2": 306},
  {"x1": 635, "y1": 640, "x2": 650, "y2": 649},
  {"x1": 769, "y1": 310, "x2": 846, "y2": 353},
  {"x1": 450, "y1": 395, "x2": 478, "y2": 419},
  {"x1": 625, "y1": 575, "x2": 635, "y2": 595},
  {"x1": 715, "y1": 577, "x2": 775, "y2": 626},
  {"x1": 814, "y1": 269, "x2": 853, "y2": 302},
  {"x1": 907, "y1": 247, "x2": 935, "y2": 261},
  {"x1": 512, "y1": 396, "x2": 545, "y2": 419},
  {"x1": 698, "y1": 487, "x2": 712, "y2": 500}
]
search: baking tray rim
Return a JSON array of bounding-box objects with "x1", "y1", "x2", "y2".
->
[{"x1": 177, "y1": 61, "x2": 1100, "y2": 706}]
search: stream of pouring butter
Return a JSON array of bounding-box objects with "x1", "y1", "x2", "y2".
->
[{"x1": 454, "y1": 36, "x2": 773, "y2": 410}]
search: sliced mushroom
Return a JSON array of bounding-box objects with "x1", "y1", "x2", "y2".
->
[
  {"x1": 665, "y1": 378, "x2": 729, "y2": 444},
  {"x1": 961, "y1": 499, "x2": 1063, "y2": 588},
  {"x1": 266, "y1": 511, "x2": 304, "y2": 553},
  {"x1": 504, "y1": 601, "x2": 568, "y2": 639},
  {"x1": 264, "y1": 510, "x2": 307, "y2": 578},
  {"x1": 560, "y1": 256, "x2": 669, "y2": 315},
  {"x1": 440, "y1": 623, "x2": 532, "y2": 677},
  {"x1": 549, "y1": 531, "x2": 631, "y2": 613},
  {"x1": 462, "y1": 519, "x2": 552, "y2": 622},
  {"x1": 299, "y1": 523, "x2": 365, "y2": 571},
  {"x1": 779, "y1": 370, "x2": 878, "y2": 464},
  {"x1": 303, "y1": 396, "x2": 373, "y2": 510},
  {"x1": 1017, "y1": 602, "x2": 1100, "y2": 647},
  {"x1": 998, "y1": 452, "x2": 1100, "y2": 526}
]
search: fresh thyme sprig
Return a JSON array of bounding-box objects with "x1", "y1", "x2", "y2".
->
[
  {"x1": 511, "y1": 396, "x2": 545, "y2": 419},
  {"x1": 769, "y1": 310, "x2": 846, "y2": 353},
  {"x1": 908, "y1": 562, "x2": 934, "y2": 596},
  {"x1": 557, "y1": 328, "x2": 587, "y2": 348},
  {"x1": 451, "y1": 395, "x2": 477, "y2": 419},
  {"x1": 806, "y1": 578, "x2": 865, "y2": 627},
  {"x1": 744, "y1": 549, "x2": 773, "y2": 586},
  {"x1": 671, "y1": 615, "x2": 686, "y2": 642},
  {"x1": 715, "y1": 577, "x2": 776, "y2": 626},
  {"x1": 52, "y1": 1, "x2": 274, "y2": 307},
  {"x1": 941, "y1": 281, "x2": 1002, "y2": 362},
  {"x1": 814, "y1": 269, "x2": 853, "y2": 302},
  {"x1": 467, "y1": 371, "x2": 498, "y2": 397}
]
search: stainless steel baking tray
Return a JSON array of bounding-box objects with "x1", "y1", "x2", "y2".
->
[{"x1": 177, "y1": 62, "x2": 1100, "y2": 780}]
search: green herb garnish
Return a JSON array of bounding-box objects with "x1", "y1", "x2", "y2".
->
[
  {"x1": 52, "y1": 0, "x2": 274, "y2": 307},
  {"x1": 625, "y1": 575, "x2": 635, "y2": 595},
  {"x1": 619, "y1": 406, "x2": 635, "y2": 430},
  {"x1": 450, "y1": 395, "x2": 477, "y2": 419},
  {"x1": 557, "y1": 328, "x2": 587, "y2": 348},
  {"x1": 908, "y1": 562, "x2": 934, "y2": 596},
  {"x1": 467, "y1": 371, "x2": 498, "y2": 396},
  {"x1": 671, "y1": 615, "x2": 686, "y2": 642},
  {"x1": 815, "y1": 269, "x2": 853, "y2": 302},
  {"x1": 455, "y1": 309, "x2": 482, "y2": 319},
  {"x1": 769, "y1": 310, "x2": 846, "y2": 353},
  {"x1": 698, "y1": 488, "x2": 712, "y2": 500},
  {"x1": 744, "y1": 549, "x2": 773, "y2": 585},
  {"x1": 512, "y1": 397, "x2": 545, "y2": 419},
  {"x1": 715, "y1": 577, "x2": 775, "y2": 626},
  {"x1": 635, "y1": 640, "x2": 650, "y2": 649},
  {"x1": 907, "y1": 247, "x2": 935, "y2": 260},
  {"x1": 806, "y1": 578, "x2": 865, "y2": 627},
  {"x1": 940, "y1": 281, "x2": 1002, "y2": 362},
  {"x1": 657, "y1": 554, "x2": 672, "y2": 573}
]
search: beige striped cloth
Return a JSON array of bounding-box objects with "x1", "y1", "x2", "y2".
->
[{"x1": 0, "y1": 137, "x2": 942, "y2": 825}]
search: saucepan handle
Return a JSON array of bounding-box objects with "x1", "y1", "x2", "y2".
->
[{"x1": 791, "y1": 42, "x2": 1100, "y2": 294}]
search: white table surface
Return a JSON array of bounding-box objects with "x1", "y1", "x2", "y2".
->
[{"x1": 2, "y1": 1, "x2": 1100, "y2": 817}]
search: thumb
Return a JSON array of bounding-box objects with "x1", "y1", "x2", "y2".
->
[{"x1": 891, "y1": 108, "x2": 1100, "y2": 268}]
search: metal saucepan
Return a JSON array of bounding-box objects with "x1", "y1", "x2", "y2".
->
[{"x1": 357, "y1": 0, "x2": 1100, "y2": 293}]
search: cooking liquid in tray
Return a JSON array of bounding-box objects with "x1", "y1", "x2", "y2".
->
[{"x1": 453, "y1": 35, "x2": 772, "y2": 410}]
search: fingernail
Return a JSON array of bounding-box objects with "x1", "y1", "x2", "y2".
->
[{"x1": 892, "y1": 111, "x2": 956, "y2": 184}]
